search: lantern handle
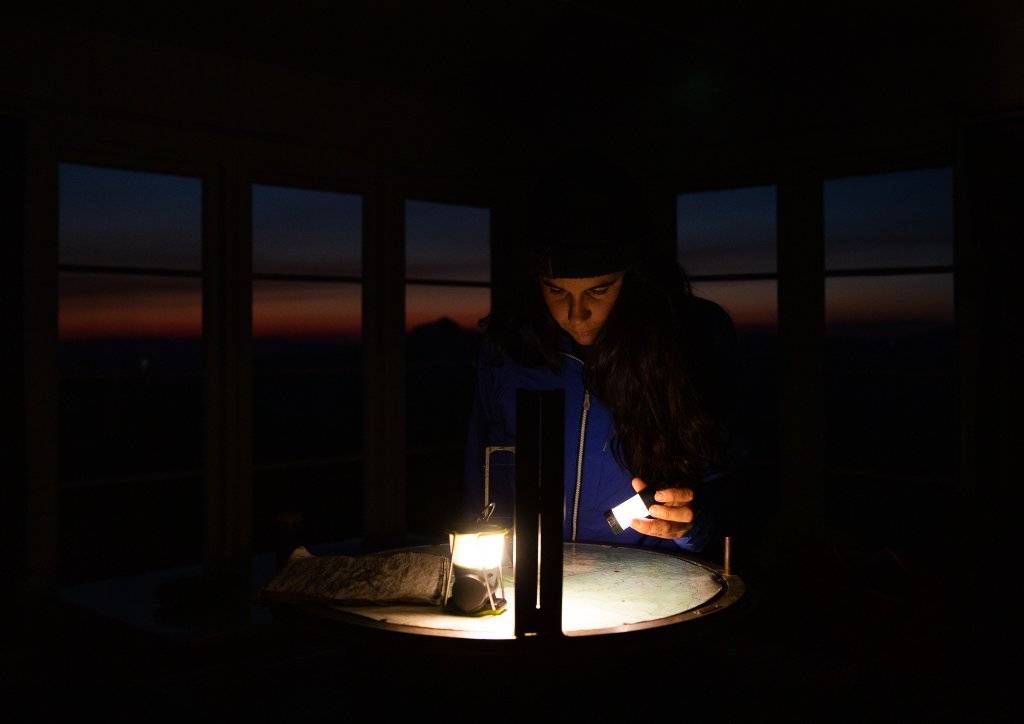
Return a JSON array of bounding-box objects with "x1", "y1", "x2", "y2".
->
[{"x1": 478, "y1": 502, "x2": 496, "y2": 522}]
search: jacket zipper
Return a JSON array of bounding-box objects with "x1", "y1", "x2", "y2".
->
[
  {"x1": 558, "y1": 351, "x2": 590, "y2": 542},
  {"x1": 571, "y1": 389, "x2": 590, "y2": 542}
]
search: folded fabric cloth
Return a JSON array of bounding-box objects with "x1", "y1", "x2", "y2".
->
[{"x1": 258, "y1": 547, "x2": 450, "y2": 607}]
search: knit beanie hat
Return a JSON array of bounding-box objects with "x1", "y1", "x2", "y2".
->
[{"x1": 525, "y1": 154, "x2": 650, "y2": 278}]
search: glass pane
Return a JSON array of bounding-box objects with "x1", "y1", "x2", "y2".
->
[
  {"x1": 59, "y1": 272, "x2": 203, "y2": 346},
  {"x1": 689, "y1": 279, "x2": 778, "y2": 329},
  {"x1": 59, "y1": 163, "x2": 202, "y2": 270},
  {"x1": 59, "y1": 273, "x2": 204, "y2": 482},
  {"x1": 677, "y1": 186, "x2": 777, "y2": 275},
  {"x1": 407, "y1": 448, "x2": 466, "y2": 539},
  {"x1": 253, "y1": 281, "x2": 362, "y2": 463},
  {"x1": 405, "y1": 200, "x2": 490, "y2": 282},
  {"x1": 406, "y1": 284, "x2": 488, "y2": 537},
  {"x1": 59, "y1": 476, "x2": 203, "y2": 583},
  {"x1": 253, "y1": 184, "x2": 362, "y2": 276},
  {"x1": 826, "y1": 273, "x2": 954, "y2": 330},
  {"x1": 253, "y1": 460, "x2": 363, "y2": 554},
  {"x1": 825, "y1": 274, "x2": 956, "y2": 476},
  {"x1": 406, "y1": 284, "x2": 490, "y2": 333},
  {"x1": 689, "y1": 280, "x2": 778, "y2": 469},
  {"x1": 253, "y1": 280, "x2": 361, "y2": 341},
  {"x1": 825, "y1": 167, "x2": 953, "y2": 270},
  {"x1": 406, "y1": 285, "x2": 486, "y2": 446},
  {"x1": 826, "y1": 469, "x2": 954, "y2": 554}
]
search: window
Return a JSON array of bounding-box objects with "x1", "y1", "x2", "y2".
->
[
  {"x1": 823, "y1": 167, "x2": 956, "y2": 549},
  {"x1": 404, "y1": 200, "x2": 491, "y2": 535},
  {"x1": 252, "y1": 184, "x2": 364, "y2": 551},
  {"x1": 58, "y1": 163, "x2": 204, "y2": 582},
  {"x1": 677, "y1": 185, "x2": 779, "y2": 476}
]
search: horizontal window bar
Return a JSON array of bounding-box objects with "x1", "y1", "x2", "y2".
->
[
  {"x1": 405, "y1": 278, "x2": 491, "y2": 288},
  {"x1": 824, "y1": 266, "x2": 955, "y2": 278},
  {"x1": 61, "y1": 468, "x2": 204, "y2": 489},
  {"x1": 254, "y1": 367, "x2": 362, "y2": 375},
  {"x1": 254, "y1": 455, "x2": 363, "y2": 472},
  {"x1": 827, "y1": 370, "x2": 954, "y2": 379},
  {"x1": 216, "y1": 272, "x2": 487, "y2": 287},
  {"x1": 254, "y1": 272, "x2": 363, "y2": 284},
  {"x1": 59, "y1": 264, "x2": 201, "y2": 279},
  {"x1": 62, "y1": 456, "x2": 369, "y2": 487},
  {"x1": 407, "y1": 444, "x2": 470, "y2": 456},
  {"x1": 59, "y1": 372, "x2": 204, "y2": 382},
  {"x1": 687, "y1": 272, "x2": 779, "y2": 282},
  {"x1": 824, "y1": 466, "x2": 956, "y2": 484}
]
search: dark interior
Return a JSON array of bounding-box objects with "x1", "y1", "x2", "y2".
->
[{"x1": 4, "y1": 2, "x2": 1019, "y2": 718}]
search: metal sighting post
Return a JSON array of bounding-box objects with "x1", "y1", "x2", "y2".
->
[
  {"x1": 484, "y1": 445, "x2": 516, "y2": 510},
  {"x1": 514, "y1": 389, "x2": 565, "y2": 638}
]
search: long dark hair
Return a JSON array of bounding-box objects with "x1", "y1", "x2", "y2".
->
[{"x1": 481, "y1": 253, "x2": 721, "y2": 489}]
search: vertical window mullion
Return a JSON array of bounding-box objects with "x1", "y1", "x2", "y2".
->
[
  {"x1": 777, "y1": 173, "x2": 826, "y2": 539},
  {"x1": 203, "y1": 161, "x2": 253, "y2": 574},
  {"x1": 24, "y1": 122, "x2": 59, "y2": 585},
  {"x1": 363, "y1": 187, "x2": 407, "y2": 549}
]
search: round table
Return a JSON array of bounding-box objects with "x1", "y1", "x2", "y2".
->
[
  {"x1": 268, "y1": 541, "x2": 750, "y2": 712},
  {"x1": 295, "y1": 542, "x2": 745, "y2": 643}
]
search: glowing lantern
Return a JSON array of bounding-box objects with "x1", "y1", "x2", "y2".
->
[{"x1": 443, "y1": 524, "x2": 508, "y2": 615}]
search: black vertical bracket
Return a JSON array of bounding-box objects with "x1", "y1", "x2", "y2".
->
[{"x1": 514, "y1": 389, "x2": 565, "y2": 638}]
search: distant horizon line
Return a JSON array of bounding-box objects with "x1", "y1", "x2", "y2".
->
[{"x1": 59, "y1": 318, "x2": 958, "y2": 342}]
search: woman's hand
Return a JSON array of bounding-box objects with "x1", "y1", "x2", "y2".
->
[{"x1": 630, "y1": 477, "x2": 694, "y2": 539}]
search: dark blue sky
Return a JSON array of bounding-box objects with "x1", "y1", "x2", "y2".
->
[
  {"x1": 59, "y1": 164, "x2": 202, "y2": 270},
  {"x1": 253, "y1": 184, "x2": 362, "y2": 276},
  {"x1": 405, "y1": 200, "x2": 490, "y2": 282}
]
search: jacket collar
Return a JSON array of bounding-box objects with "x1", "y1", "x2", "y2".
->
[{"x1": 556, "y1": 329, "x2": 589, "y2": 366}]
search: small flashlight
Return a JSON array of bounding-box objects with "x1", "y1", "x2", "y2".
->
[{"x1": 604, "y1": 487, "x2": 658, "y2": 534}]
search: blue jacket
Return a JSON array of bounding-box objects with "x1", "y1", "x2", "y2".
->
[{"x1": 462, "y1": 297, "x2": 741, "y2": 554}]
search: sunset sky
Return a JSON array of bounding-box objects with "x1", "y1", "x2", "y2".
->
[{"x1": 59, "y1": 164, "x2": 954, "y2": 340}]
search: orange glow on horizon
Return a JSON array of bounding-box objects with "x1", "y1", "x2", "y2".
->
[
  {"x1": 60, "y1": 286, "x2": 202, "y2": 339},
  {"x1": 406, "y1": 308, "x2": 487, "y2": 332},
  {"x1": 691, "y1": 280, "x2": 778, "y2": 328},
  {"x1": 826, "y1": 275, "x2": 953, "y2": 326},
  {"x1": 405, "y1": 285, "x2": 490, "y2": 333},
  {"x1": 60, "y1": 282, "x2": 487, "y2": 340},
  {"x1": 59, "y1": 276, "x2": 952, "y2": 341},
  {"x1": 253, "y1": 282, "x2": 361, "y2": 339}
]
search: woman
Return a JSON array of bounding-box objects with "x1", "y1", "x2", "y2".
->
[{"x1": 463, "y1": 166, "x2": 742, "y2": 555}]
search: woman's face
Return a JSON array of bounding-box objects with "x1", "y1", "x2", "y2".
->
[{"x1": 539, "y1": 272, "x2": 625, "y2": 346}]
